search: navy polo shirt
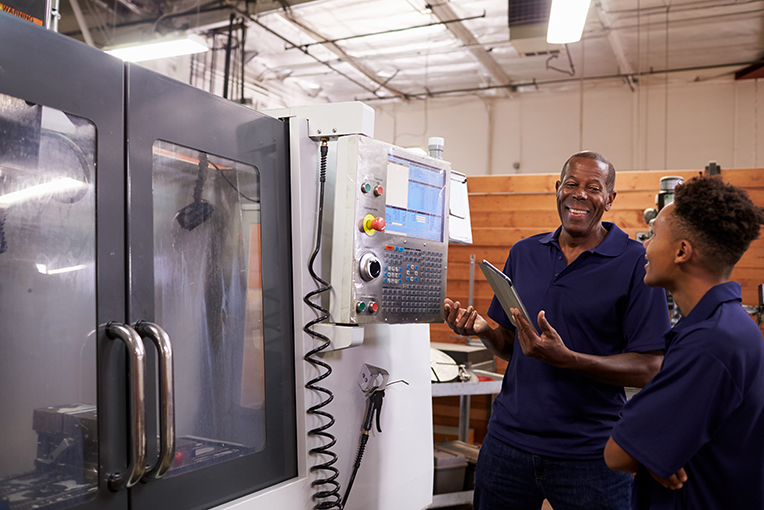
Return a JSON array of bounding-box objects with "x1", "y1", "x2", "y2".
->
[
  {"x1": 611, "y1": 282, "x2": 764, "y2": 510},
  {"x1": 487, "y1": 222, "x2": 669, "y2": 459}
]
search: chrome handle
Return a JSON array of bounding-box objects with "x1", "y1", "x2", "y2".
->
[
  {"x1": 105, "y1": 322, "x2": 147, "y2": 491},
  {"x1": 134, "y1": 321, "x2": 176, "y2": 481}
]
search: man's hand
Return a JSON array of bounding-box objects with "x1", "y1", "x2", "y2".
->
[
  {"x1": 510, "y1": 308, "x2": 573, "y2": 366},
  {"x1": 444, "y1": 298, "x2": 490, "y2": 337},
  {"x1": 649, "y1": 467, "x2": 688, "y2": 490}
]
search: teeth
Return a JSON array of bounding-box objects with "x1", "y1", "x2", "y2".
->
[{"x1": 569, "y1": 208, "x2": 587, "y2": 214}]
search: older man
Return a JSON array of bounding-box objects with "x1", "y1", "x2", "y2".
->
[{"x1": 445, "y1": 151, "x2": 669, "y2": 510}]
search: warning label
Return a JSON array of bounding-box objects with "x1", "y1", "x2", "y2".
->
[{"x1": 1, "y1": 3, "x2": 44, "y2": 25}]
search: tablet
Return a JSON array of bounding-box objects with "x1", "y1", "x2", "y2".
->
[{"x1": 478, "y1": 259, "x2": 536, "y2": 332}]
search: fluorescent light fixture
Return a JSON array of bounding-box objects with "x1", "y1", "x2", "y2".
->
[
  {"x1": 0, "y1": 177, "x2": 89, "y2": 206},
  {"x1": 37, "y1": 263, "x2": 88, "y2": 275},
  {"x1": 547, "y1": 0, "x2": 593, "y2": 44},
  {"x1": 105, "y1": 34, "x2": 209, "y2": 62}
]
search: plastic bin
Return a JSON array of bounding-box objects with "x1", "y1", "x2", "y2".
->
[
  {"x1": 435, "y1": 440, "x2": 480, "y2": 490},
  {"x1": 433, "y1": 447, "x2": 467, "y2": 495}
]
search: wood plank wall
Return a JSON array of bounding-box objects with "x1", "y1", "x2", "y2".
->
[{"x1": 432, "y1": 168, "x2": 764, "y2": 445}]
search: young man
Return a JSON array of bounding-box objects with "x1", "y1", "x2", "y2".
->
[
  {"x1": 445, "y1": 151, "x2": 669, "y2": 510},
  {"x1": 598, "y1": 175, "x2": 764, "y2": 509}
]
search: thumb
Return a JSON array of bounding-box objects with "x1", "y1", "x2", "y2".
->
[{"x1": 537, "y1": 310, "x2": 553, "y2": 333}]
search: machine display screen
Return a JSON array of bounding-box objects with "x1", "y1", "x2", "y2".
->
[{"x1": 384, "y1": 155, "x2": 446, "y2": 242}]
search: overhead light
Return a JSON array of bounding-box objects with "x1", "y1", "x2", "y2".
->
[
  {"x1": 0, "y1": 177, "x2": 89, "y2": 206},
  {"x1": 546, "y1": 0, "x2": 592, "y2": 44},
  {"x1": 37, "y1": 263, "x2": 88, "y2": 275},
  {"x1": 105, "y1": 34, "x2": 209, "y2": 63}
]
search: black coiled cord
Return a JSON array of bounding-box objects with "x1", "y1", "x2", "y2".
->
[
  {"x1": 0, "y1": 209, "x2": 7, "y2": 254},
  {"x1": 303, "y1": 140, "x2": 343, "y2": 510}
]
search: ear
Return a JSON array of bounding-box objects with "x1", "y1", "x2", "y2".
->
[
  {"x1": 555, "y1": 180, "x2": 561, "y2": 193},
  {"x1": 605, "y1": 190, "x2": 617, "y2": 211},
  {"x1": 674, "y1": 239, "x2": 693, "y2": 264}
]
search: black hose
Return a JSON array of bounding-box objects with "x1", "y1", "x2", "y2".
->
[{"x1": 303, "y1": 140, "x2": 342, "y2": 510}]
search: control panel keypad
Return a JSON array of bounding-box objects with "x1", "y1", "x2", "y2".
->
[{"x1": 382, "y1": 246, "x2": 443, "y2": 315}]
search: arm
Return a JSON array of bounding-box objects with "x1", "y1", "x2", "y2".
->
[
  {"x1": 444, "y1": 298, "x2": 515, "y2": 361},
  {"x1": 604, "y1": 436, "x2": 640, "y2": 472},
  {"x1": 511, "y1": 308, "x2": 663, "y2": 387},
  {"x1": 605, "y1": 437, "x2": 687, "y2": 490}
]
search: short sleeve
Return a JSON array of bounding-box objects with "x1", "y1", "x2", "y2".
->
[
  {"x1": 611, "y1": 344, "x2": 743, "y2": 478},
  {"x1": 620, "y1": 253, "x2": 670, "y2": 353}
]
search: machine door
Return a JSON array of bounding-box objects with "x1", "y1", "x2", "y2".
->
[
  {"x1": 0, "y1": 13, "x2": 128, "y2": 510},
  {"x1": 125, "y1": 64, "x2": 297, "y2": 510}
]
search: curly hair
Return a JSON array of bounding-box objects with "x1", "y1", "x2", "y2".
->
[
  {"x1": 561, "y1": 151, "x2": 616, "y2": 192},
  {"x1": 672, "y1": 175, "x2": 764, "y2": 273}
]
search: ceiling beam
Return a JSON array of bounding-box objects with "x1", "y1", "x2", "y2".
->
[
  {"x1": 428, "y1": 0, "x2": 511, "y2": 87},
  {"x1": 277, "y1": 12, "x2": 410, "y2": 99},
  {"x1": 596, "y1": 0, "x2": 634, "y2": 76}
]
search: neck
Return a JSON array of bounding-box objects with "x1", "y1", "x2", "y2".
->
[
  {"x1": 669, "y1": 274, "x2": 728, "y2": 318},
  {"x1": 559, "y1": 223, "x2": 608, "y2": 251}
]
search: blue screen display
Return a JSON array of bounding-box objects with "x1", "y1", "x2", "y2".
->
[{"x1": 384, "y1": 156, "x2": 446, "y2": 242}]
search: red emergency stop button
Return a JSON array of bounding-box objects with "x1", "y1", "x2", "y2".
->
[{"x1": 370, "y1": 217, "x2": 385, "y2": 232}]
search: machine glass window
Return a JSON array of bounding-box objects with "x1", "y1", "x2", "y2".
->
[
  {"x1": 0, "y1": 94, "x2": 98, "y2": 508},
  {"x1": 151, "y1": 141, "x2": 266, "y2": 477}
]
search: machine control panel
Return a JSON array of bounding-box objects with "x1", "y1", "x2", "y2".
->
[{"x1": 326, "y1": 135, "x2": 450, "y2": 325}]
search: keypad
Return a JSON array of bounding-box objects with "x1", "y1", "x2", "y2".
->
[{"x1": 382, "y1": 247, "x2": 443, "y2": 314}]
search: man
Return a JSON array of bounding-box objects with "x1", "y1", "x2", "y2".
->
[
  {"x1": 445, "y1": 151, "x2": 670, "y2": 510},
  {"x1": 601, "y1": 175, "x2": 764, "y2": 509}
]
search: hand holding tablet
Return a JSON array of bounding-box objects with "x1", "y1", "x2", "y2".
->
[{"x1": 478, "y1": 259, "x2": 537, "y2": 333}]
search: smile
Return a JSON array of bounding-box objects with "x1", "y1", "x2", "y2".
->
[{"x1": 568, "y1": 207, "x2": 588, "y2": 215}]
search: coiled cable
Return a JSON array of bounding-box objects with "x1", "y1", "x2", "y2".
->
[
  {"x1": 303, "y1": 139, "x2": 342, "y2": 510},
  {"x1": 0, "y1": 208, "x2": 7, "y2": 254}
]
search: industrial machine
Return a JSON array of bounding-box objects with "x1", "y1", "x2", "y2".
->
[{"x1": 0, "y1": 12, "x2": 450, "y2": 510}]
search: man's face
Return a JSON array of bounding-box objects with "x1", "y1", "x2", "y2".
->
[
  {"x1": 643, "y1": 203, "x2": 679, "y2": 288},
  {"x1": 555, "y1": 157, "x2": 616, "y2": 238}
]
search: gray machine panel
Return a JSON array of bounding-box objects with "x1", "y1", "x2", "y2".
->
[{"x1": 331, "y1": 136, "x2": 450, "y2": 325}]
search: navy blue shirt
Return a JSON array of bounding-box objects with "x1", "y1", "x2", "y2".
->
[
  {"x1": 487, "y1": 222, "x2": 669, "y2": 459},
  {"x1": 612, "y1": 282, "x2": 764, "y2": 510}
]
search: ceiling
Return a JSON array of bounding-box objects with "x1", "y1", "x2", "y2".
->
[{"x1": 57, "y1": 0, "x2": 764, "y2": 105}]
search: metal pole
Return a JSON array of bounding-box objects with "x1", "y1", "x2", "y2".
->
[{"x1": 223, "y1": 13, "x2": 235, "y2": 99}]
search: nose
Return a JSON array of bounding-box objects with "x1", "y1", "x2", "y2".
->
[{"x1": 574, "y1": 187, "x2": 587, "y2": 200}]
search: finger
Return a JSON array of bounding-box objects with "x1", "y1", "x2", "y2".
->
[
  {"x1": 445, "y1": 301, "x2": 461, "y2": 324},
  {"x1": 677, "y1": 467, "x2": 688, "y2": 483},
  {"x1": 465, "y1": 309, "x2": 478, "y2": 331},
  {"x1": 457, "y1": 306, "x2": 474, "y2": 328},
  {"x1": 537, "y1": 310, "x2": 557, "y2": 336},
  {"x1": 665, "y1": 474, "x2": 684, "y2": 490}
]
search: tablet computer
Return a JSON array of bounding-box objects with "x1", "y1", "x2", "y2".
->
[{"x1": 478, "y1": 259, "x2": 536, "y2": 332}]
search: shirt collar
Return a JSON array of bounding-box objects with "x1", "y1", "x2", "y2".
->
[
  {"x1": 540, "y1": 222, "x2": 628, "y2": 258},
  {"x1": 666, "y1": 282, "x2": 742, "y2": 341}
]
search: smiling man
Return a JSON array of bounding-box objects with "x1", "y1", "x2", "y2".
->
[
  {"x1": 444, "y1": 151, "x2": 670, "y2": 510},
  {"x1": 602, "y1": 175, "x2": 764, "y2": 509}
]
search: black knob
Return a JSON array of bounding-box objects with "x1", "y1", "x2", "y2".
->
[{"x1": 369, "y1": 259, "x2": 381, "y2": 278}]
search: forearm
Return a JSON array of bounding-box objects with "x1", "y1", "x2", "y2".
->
[
  {"x1": 555, "y1": 350, "x2": 664, "y2": 387},
  {"x1": 604, "y1": 437, "x2": 640, "y2": 473},
  {"x1": 476, "y1": 326, "x2": 515, "y2": 362}
]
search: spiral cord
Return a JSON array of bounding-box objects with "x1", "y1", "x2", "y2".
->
[
  {"x1": 0, "y1": 209, "x2": 7, "y2": 254},
  {"x1": 303, "y1": 140, "x2": 343, "y2": 510}
]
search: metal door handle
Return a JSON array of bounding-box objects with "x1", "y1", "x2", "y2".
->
[
  {"x1": 134, "y1": 321, "x2": 176, "y2": 481},
  {"x1": 105, "y1": 322, "x2": 147, "y2": 491}
]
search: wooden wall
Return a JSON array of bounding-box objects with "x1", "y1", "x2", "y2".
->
[{"x1": 431, "y1": 168, "x2": 764, "y2": 444}]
